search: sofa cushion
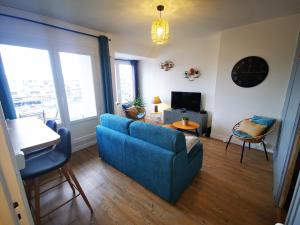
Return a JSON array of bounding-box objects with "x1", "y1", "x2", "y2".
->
[
  {"x1": 129, "y1": 121, "x2": 186, "y2": 153},
  {"x1": 100, "y1": 114, "x2": 133, "y2": 135}
]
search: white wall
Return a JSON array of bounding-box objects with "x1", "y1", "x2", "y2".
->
[
  {"x1": 139, "y1": 33, "x2": 221, "y2": 126},
  {"x1": 211, "y1": 14, "x2": 300, "y2": 150},
  {"x1": 139, "y1": 14, "x2": 300, "y2": 152}
]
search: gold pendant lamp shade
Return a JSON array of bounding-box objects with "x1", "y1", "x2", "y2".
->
[{"x1": 151, "y1": 5, "x2": 169, "y2": 45}]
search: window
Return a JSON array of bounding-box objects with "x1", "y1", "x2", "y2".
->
[
  {"x1": 0, "y1": 22, "x2": 102, "y2": 150},
  {"x1": 59, "y1": 52, "x2": 97, "y2": 121},
  {"x1": 0, "y1": 44, "x2": 60, "y2": 122},
  {"x1": 115, "y1": 61, "x2": 135, "y2": 103}
]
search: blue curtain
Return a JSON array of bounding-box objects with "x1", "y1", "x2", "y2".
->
[
  {"x1": 0, "y1": 54, "x2": 16, "y2": 119},
  {"x1": 98, "y1": 35, "x2": 114, "y2": 114},
  {"x1": 130, "y1": 60, "x2": 139, "y2": 98}
]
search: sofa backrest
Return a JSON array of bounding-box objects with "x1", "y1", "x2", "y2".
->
[
  {"x1": 100, "y1": 114, "x2": 133, "y2": 135},
  {"x1": 129, "y1": 121, "x2": 186, "y2": 153}
]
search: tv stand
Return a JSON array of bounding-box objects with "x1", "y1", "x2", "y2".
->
[
  {"x1": 163, "y1": 109, "x2": 208, "y2": 135},
  {"x1": 178, "y1": 108, "x2": 187, "y2": 113}
]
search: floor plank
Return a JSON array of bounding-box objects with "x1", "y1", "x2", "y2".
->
[{"x1": 38, "y1": 137, "x2": 274, "y2": 225}]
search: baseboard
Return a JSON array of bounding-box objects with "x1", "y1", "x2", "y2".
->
[
  {"x1": 210, "y1": 133, "x2": 227, "y2": 142},
  {"x1": 72, "y1": 132, "x2": 97, "y2": 152},
  {"x1": 210, "y1": 133, "x2": 274, "y2": 153}
]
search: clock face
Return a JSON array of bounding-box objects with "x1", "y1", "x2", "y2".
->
[{"x1": 231, "y1": 56, "x2": 269, "y2": 88}]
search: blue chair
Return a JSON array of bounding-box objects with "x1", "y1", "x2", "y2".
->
[
  {"x1": 25, "y1": 120, "x2": 57, "y2": 160},
  {"x1": 21, "y1": 128, "x2": 93, "y2": 225},
  {"x1": 45, "y1": 119, "x2": 57, "y2": 132}
]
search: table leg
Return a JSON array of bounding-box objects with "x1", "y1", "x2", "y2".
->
[{"x1": 195, "y1": 129, "x2": 199, "y2": 137}]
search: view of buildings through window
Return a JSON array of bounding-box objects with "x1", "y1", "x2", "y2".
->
[
  {"x1": 59, "y1": 52, "x2": 97, "y2": 121},
  {"x1": 0, "y1": 44, "x2": 98, "y2": 123},
  {"x1": 0, "y1": 44, "x2": 60, "y2": 122},
  {"x1": 116, "y1": 62, "x2": 135, "y2": 103}
]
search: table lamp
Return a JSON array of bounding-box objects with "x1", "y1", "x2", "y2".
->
[{"x1": 152, "y1": 96, "x2": 162, "y2": 112}]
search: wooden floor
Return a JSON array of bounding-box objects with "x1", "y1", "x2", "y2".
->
[{"x1": 39, "y1": 137, "x2": 274, "y2": 225}]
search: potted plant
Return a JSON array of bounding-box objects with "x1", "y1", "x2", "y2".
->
[
  {"x1": 181, "y1": 116, "x2": 189, "y2": 126},
  {"x1": 130, "y1": 96, "x2": 146, "y2": 113}
]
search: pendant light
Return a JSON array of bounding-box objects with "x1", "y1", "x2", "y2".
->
[{"x1": 151, "y1": 5, "x2": 169, "y2": 44}]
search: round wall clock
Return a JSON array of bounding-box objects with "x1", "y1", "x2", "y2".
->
[{"x1": 231, "y1": 56, "x2": 269, "y2": 88}]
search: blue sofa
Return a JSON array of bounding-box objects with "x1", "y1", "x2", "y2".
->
[{"x1": 96, "y1": 114, "x2": 203, "y2": 203}]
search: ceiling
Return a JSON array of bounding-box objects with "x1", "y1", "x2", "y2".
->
[{"x1": 0, "y1": 0, "x2": 299, "y2": 44}]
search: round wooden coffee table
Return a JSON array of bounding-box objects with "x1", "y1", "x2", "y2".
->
[{"x1": 172, "y1": 121, "x2": 200, "y2": 136}]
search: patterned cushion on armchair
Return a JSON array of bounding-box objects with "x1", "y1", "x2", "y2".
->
[
  {"x1": 121, "y1": 103, "x2": 133, "y2": 110},
  {"x1": 122, "y1": 105, "x2": 146, "y2": 120},
  {"x1": 238, "y1": 120, "x2": 267, "y2": 137},
  {"x1": 251, "y1": 115, "x2": 276, "y2": 127},
  {"x1": 124, "y1": 107, "x2": 138, "y2": 119}
]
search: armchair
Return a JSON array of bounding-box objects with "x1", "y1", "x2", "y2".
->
[
  {"x1": 226, "y1": 115, "x2": 276, "y2": 163},
  {"x1": 121, "y1": 103, "x2": 146, "y2": 121}
]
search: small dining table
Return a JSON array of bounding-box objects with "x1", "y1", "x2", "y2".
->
[{"x1": 6, "y1": 117, "x2": 60, "y2": 170}]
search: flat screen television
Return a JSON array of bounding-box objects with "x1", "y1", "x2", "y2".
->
[{"x1": 171, "y1": 91, "x2": 201, "y2": 112}]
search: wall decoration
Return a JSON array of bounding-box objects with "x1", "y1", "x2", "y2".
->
[
  {"x1": 184, "y1": 68, "x2": 200, "y2": 81},
  {"x1": 231, "y1": 56, "x2": 269, "y2": 88},
  {"x1": 160, "y1": 60, "x2": 174, "y2": 71}
]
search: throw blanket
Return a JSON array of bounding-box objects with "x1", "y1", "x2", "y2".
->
[{"x1": 185, "y1": 136, "x2": 200, "y2": 154}]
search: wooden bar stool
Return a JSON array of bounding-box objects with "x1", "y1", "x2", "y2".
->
[{"x1": 21, "y1": 128, "x2": 93, "y2": 225}]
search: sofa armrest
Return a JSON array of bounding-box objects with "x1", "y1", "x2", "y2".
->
[{"x1": 171, "y1": 142, "x2": 203, "y2": 203}]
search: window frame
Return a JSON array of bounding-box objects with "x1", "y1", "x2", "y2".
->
[
  {"x1": 0, "y1": 37, "x2": 103, "y2": 126},
  {"x1": 114, "y1": 60, "x2": 136, "y2": 104},
  {"x1": 57, "y1": 51, "x2": 99, "y2": 122},
  {"x1": 0, "y1": 44, "x2": 63, "y2": 124}
]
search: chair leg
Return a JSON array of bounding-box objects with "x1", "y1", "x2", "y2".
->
[
  {"x1": 61, "y1": 167, "x2": 75, "y2": 194},
  {"x1": 226, "y1": 135, "x2": 233, "y2": 150},
  {"x1": 248, "y1": 142, "x2": 251, "y2": 150},
  {"x1": 240, "y1": 141, "x2": 246, "y2": 163},
  {"x1": 33, "y1": 178, "x2": 41, "y2": 225},
  {"x1": 262, "y1": 140, "x2": 269, "y2": 161},
  {"x1": 64, "y1": 164, "x2": 93, "y2": 213}
]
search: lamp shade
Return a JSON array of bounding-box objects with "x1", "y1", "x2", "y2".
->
[
  {"x1": 151, "y1": 18, "x2": 169, "y2": 45},
  {"x1": 152, "y1": 96, "x2": 162, "y2": 104}
]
